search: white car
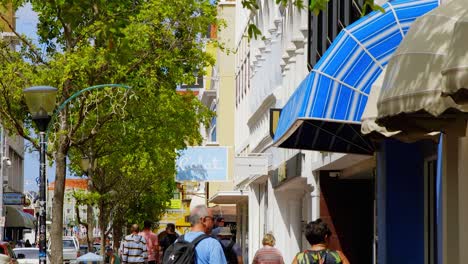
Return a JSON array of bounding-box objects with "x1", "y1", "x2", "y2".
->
[
  {"x1": 13, "y1": 248, "x2": 38, "y2": 264},
  {"x1": 47, "y1": 236, "x2": 80, "y2": 264}
]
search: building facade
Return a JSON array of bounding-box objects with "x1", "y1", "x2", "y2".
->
[
  {"x1": 47, "y1": 179, "x2": 98, "y2": 239},
  {"x1": 234, "y1": 0, "x2": 376, "y2": 263}
]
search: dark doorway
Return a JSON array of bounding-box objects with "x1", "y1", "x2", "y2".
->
[{"x1": 319, "y1": 172, "x2": 374, "y2": 264}]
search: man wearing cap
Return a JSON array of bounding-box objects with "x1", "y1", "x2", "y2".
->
[{"x1": 217, "y1": 227, "x2": 243, "y2": 264}]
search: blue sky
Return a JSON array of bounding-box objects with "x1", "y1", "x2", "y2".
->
[{"x1": 16, "y1": 4, "x2": 59, "y2": 191}]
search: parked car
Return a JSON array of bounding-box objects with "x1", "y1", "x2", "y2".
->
[
  {"x1": 13, "y1": 248, "x2": 38, "y2": 264},
  {"x1": 62, "y1": 237, "x2": 80, "y2": 264},
  {"x1": 48, "y1": 237, "x2": 79, "y2": 264},
  {"x1": 78, "y1": 244, "x2": 99, "y2": 256},
  {"x1": 0, "y1": 242, "x2": 18, "y2": 264}
]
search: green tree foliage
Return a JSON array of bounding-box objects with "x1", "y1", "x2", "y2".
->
[{"x1": 0, "y1": 0, "x2": 217, "y2": 262}]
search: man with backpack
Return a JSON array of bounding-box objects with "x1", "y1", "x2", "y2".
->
[
  {"x1": 162, "y1": 205, "x2": 226, "y2": 264},
  {"x1": 216, "y1": 227, "x2": 243, "y2": 264}
]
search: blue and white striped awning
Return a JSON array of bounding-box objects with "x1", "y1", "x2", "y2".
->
[{"x1": 273, "y1": 0, "x2": 439, "y2": 155}]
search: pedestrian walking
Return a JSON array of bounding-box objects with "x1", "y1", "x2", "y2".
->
[
  {"x1": 24, "y1": 240, "x2": 32, "y2": 248},
  {"x1": 252, "y1": 234, "x2": 284, "y2": 264},
  {"x1": 216, "y1": 227, "x2": 243, "y2": 264},
  {"x1": 162, "y1": 205, "x2": 226, "y2": 264},
  {"x1": 292, "y1": 219, "x2": 349, "y2": 264},
  {"x1": 122, "y1": 224, "x2": 148, "y2": 264},
  {"x1": 140, "y1": 220, "x2": 159, "y2": 264},
  {"x1": 160, "y1": 223, "x2": 179, "y2": 258},
  {"x1": 211, "y1": 217, "x2": 225, "y2": 237},
  {"x1": 106, "y1": 247, "x2": 121, "y2": 264}
]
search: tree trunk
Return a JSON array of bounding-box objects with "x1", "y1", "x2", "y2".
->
[
  {"x1": 50, "y1": 114, "x2": 70, "y2": 264},
  {"x1": 87, "y1": 173, "x2": 94, "y2": 252},
  {"x1": 112, "y1": 214, "x2": 124, "y2": 252},
  {"x1": 50, "y1": 149, "x2": 67, "y2": 264},
  {"x1": 99, "y1": 200, "x2": 106, "y2": 257},
  {"x1": 87, "y1": 204, "x2": 94, "y2": 252}
]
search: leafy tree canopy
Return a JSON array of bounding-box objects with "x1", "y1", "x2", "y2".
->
[{"x1": 0, "y1": 0, "x2": 217, "y2": 262}]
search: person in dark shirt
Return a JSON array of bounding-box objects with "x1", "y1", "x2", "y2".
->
[{"x1": 160, "y1": 223, "x2": 179, "y2": 258}]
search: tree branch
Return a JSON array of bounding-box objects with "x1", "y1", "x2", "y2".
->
[{"x1": 0, "y1": 13, "x2": 49, "y2": 66}]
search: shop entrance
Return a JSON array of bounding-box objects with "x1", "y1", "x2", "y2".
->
[{"x1": 319, "y1": 171, "x2": 374, "y2": 264}]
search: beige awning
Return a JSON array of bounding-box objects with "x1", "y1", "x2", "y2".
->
[
  {"x1": 377, "y1": 0, "x2": 468, "y2": 132},
  {"x1": 5, "y1": 206, "x2": 35, "y2": 228},
  {"x1": 361, "y1": 68, "x2": 400, "y2": 137}
]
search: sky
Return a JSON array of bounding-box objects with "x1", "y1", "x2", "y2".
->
[{"x1": 16, "y1": 4, "x2": 66, "y2": 191}]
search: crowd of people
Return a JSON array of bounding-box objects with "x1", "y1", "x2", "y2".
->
[{"x1": 115, "y1": 204, "x2": 349, "y2": 264}]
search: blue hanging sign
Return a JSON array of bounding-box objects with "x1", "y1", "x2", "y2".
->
[{"x1": 176, "y1": 147, "x2": 228, "y2": 182}]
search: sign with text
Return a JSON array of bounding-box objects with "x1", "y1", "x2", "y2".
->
[
  {"x1": 3, "y1": 192, "x2": 24, "y2": 205},
  {"x1": 168, "y1": 199, "x2": 182, "y2": 209},
  {"x1": 179, "y1": 75, "x2": 204, "y2": 89},
  {"x1": 176, "y1": 147, "x2": 228, "y2": 182}
]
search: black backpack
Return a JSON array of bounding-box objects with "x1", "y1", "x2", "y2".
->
[
  {"x1": 221, "y1": 240, "x2": 238, "y2": 264},
  {"x1": 162, "y1": 234, "x2": 209, "y2": 264}
]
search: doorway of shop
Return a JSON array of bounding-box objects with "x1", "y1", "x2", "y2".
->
[{"x1": 319, "y1": 171, "x2": 374, "y2": 264}]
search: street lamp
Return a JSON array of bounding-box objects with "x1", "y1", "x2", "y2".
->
[
  {"x1": 80, "y1": 153, "x2": 96, "y2": 252},
  {"x1": 23, "y1": 86, "x2": 57, "y2": 264}
]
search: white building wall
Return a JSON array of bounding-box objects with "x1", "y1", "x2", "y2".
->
[
  {"x1": 234, "y1": 1, "x2": 318, "y2": 263},
  {"x1": 2, "y1": 131, "x2": 24, "y2": 193}
]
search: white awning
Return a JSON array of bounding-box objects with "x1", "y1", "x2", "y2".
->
[
  {"x1": 208, "y1": 191, "x2": 247, "y2": 204},
  {"x1": 5, "y1": 206, "x2": 35, "y2": 228},
  {"x1": 377, "y1": 0, "x2": 468, "y2": 133}
]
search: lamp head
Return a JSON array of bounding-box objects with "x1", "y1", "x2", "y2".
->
[
  {"x1": 1, "y1": 157, "x2": 11, "y2": 167},
  {"x1": 80, "y1": 154, "x2": 97, "y2": 173},
  {"x1": 23, "y1": 86, "x2": 57, "y2": 132}
]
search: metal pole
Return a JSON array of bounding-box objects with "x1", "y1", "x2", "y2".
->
[{"x1": 39, "y1": 131, "x2": 47, "y2": 264}]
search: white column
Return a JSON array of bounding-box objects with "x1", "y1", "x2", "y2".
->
[
  {"x1": 288, "y1": 198, "x2": 302, "y2": 260},
  {"x1": 248, "y1": 184, "x2": 261, "y2": 262}
]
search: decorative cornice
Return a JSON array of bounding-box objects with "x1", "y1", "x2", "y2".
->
[
  {"x1": 247, "y1": 93, "x2": 277, "y2": 129},
  {"x1": 295, "y1": 48, "x2": 304, "y2": 55},
  {"x1": 274, "y1": 18, "x2": 282, "y2": 28},
  {"x1": 280, "y1": 60, "x2": 286, "y2": 72},
  {"x1": 252, "y1": 134, "x2": 273, "y2": 154},
  {"x1": 286, "y1": 44, "x2": 296, "y2": 58},
  {"x1": 292, "y1": 36, "x2": 305, "y2": 49},
  {"x1": 300, "y1": 27, "x2": 308, "y2": 39},
  {"x1": 281, "y1": 52, "x2": 290, "y2": 64}
]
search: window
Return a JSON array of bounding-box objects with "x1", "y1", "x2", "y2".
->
[
  {"x1": 63, "y1": 240, "x2": 76, "y2": 249},
  {"x1": 8, "y1": 147, "x2": 24, "y2": 191},
  {"x1": 210, "y1": 117, "x2": 217, "y2": 142},
  {"x1": 308, "y1": 0, "x2": 365, "y2": 69},
  {"x1": 235, "y1": 37, "x2": 250, "y2": 106}
]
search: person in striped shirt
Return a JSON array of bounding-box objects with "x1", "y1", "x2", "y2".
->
[
  {"x1": 122, "y1": 224, "x2": 148, "y2": 264},
  {"x1": 252, "y1": 233, "x2": 284, "y2": 264}
]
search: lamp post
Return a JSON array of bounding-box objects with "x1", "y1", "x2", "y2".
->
[
  {"x1": 80, "y1": 153, "x2": 96, "y2": 252},
  {"x1": 23, "y1": 86, "x2": 57, "y2": 264},
  {"x1": 22, "y1": 83, "x2": 129, "y2": 263}
]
